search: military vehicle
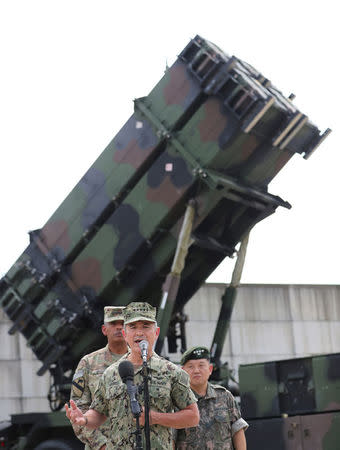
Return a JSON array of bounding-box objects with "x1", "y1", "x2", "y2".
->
[
  {"x1": 0, "y1": 35, "x2": 334, "y2": 449},
  {"x1": 239, "y1": 353, "x2": 340, "y2": 449}
]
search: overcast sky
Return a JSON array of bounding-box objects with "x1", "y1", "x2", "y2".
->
[{"x1": 0, "y1": 0, "x2": 338, "y2": 285}]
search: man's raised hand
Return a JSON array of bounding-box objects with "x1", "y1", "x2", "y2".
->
[{"x1": 65, "y1": 399, "x2": 87, "y2": 426}]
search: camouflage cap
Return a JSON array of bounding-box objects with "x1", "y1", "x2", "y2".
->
[
  {"x1": 104, "y1": 306, "x2": 125, "y2": 323},
  {"x1": 181, "y1": 346, "x2": 210, "y2": 365},
  {"x1": 123, "y1": 302, "x2": 157, "y2": 325}
]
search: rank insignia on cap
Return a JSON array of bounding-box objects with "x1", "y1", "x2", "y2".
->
[{"x1": 180, "y1": 346, "x2": 210, "y2": 365}]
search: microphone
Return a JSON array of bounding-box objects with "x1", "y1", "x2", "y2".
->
[
  {"x1": 139, "y1": 340, "x2": 148, "y2": 362},
  {"x1": 118, "y1": 360, "x2": 141, "y2": 416}
]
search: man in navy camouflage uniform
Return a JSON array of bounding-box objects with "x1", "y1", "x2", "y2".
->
[
  {"x1": 66, "y1": 302, "x2": 199, "y2": 449},
  {"x1": 71, "y1": 306, "x2": 128, "y2": 450},
  {"x1": 176, "y1": 346, "x2": 248, "y2": 450}
]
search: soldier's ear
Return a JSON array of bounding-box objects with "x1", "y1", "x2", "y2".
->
[
  {"x1": 101, "y1": 324, "x2": 107, "y2": 336},
  {"x1": 209, "y1": 364, "x2": 213, "y2": 375}
]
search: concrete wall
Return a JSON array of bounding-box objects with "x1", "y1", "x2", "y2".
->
[
  {"x1": 0, "y1": 308, "x2": 50, "y2": 421},
  {"x1": 184, "y1": 284, "x2": 340, "y2": 375},
  {"x1": 1, "y1": 283, "x2": 340, "y2": 420}
]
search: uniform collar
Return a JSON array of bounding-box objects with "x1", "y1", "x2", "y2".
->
[
  {"x1": 193, "y1": 382, "x2": 217, "y2": 400},
  {"x1": 105, "y1": 344, "x2": 126, "y2": 359},
  {"x1": 205, "y1": 382, "x2": 217, "y2": 399},
  {"x1": 105, "y1": 344, "x2": 113, "y2": 358},
  {"x1": 120, "y1": 351, "x2": 161, "y2": 374}
]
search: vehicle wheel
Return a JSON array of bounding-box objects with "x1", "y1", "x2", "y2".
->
[{"x1": 35, "y1": 438, "x2": 83, "y2": 449}]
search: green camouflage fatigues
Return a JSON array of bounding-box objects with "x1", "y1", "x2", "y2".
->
[
  {"x1": 71, "y1": 345, "x2": 125, "y2": 450},
  {"x1": 91, "y1": 352, "x2": 197, "y2": 450},
  {"x1": 176, "y1": 382, "x2": 248, "y2": 449}
]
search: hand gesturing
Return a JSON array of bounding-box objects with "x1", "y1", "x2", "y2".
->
[{"x1": 65, "y1": 399, "x2": 87, "y2": 426}]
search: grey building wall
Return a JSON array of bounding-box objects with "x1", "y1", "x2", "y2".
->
[
  {"x1": 1, "y1": 283, "x2": 340, "y2": 421},
  {"x1": 0, "y1": 309, "x2": 50, "y2": 421},
  {"x1": 183, "y1": 284, "x2": 340, "y2": 375}
]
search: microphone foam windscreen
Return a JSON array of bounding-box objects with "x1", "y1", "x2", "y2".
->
[{"x1": 118, "y1": 360, "x2": 134, "y2": 382}]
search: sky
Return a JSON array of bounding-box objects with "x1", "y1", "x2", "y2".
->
[{"x1": 0, "y1": 0, "x2": 339, "y2": 285}]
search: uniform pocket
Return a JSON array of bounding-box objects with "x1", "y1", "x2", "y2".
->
[
  {"x1": 149, "y1": 383, "x2": 171, "y2": 412},
  {"x1": 105, "y1": 383, "x2": 128, "y2": 419},
  {"x1": 106, "y1": 382, "x2": 125, "y2": 398},
  {"x1": 213, "y1": 409, "x2": 232, "y2": 445},
  {"x1": 214, "y1": 408, "x2": 230, "y2": 423}
]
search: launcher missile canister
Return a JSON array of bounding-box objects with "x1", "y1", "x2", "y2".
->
[{"x1": 0, "y1": 36, "x2": 330, "y2": 398}]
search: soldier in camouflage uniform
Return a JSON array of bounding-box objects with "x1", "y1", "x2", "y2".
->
[
  {"x1": 66, "y1": 302, "x2": 199, "y2": 449},
  {"x1": 70, "y1": 306, "x2": 128, "y2": 450},
  {"x1": 176, "y1": 346, "x2": 248, "y2": 450}
]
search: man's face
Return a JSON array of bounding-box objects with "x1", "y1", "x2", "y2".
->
[
  {"x1": 182, "y1": 358, "x2": 213, "y2": 391},
  {"x1": 102, "y1": 320, "x2": 125, "y2": 346},
  {"x1": 122, "y1": 320, "x2": 159, "y2": 354}
]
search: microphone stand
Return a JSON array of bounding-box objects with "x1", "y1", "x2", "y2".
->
[
  {"x1": 141, "y1": 359, "x2": 151, "y2": 450},
  {"x1": 118, "y1": 360, "x2": 143, "y2": 450},
  {"x1": 128, "y1": 383, "x2": 143, "y2": 450},
  {"x1": 133, "y1": 412, "x2": 143, "y2": 450}
]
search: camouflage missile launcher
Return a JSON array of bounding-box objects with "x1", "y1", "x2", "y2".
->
[
  {"x1": 244, "y1": 412, "x2": 340, "y2": 450},
  {"x1": 239, "y1": 353, "x2": 340, "y2": 449},
  {"x1": 0, "y1": 35, "x2": 330, "y2": 412},
  {"x1": 239, "y1": 352, "x2": 340, "y2": 418}
]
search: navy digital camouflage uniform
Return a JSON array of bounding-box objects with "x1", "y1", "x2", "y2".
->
[
  {"x1": 71, "y1": 306, "x2": 126, "y2": 450},
  {"x1": 90, "y1": 302, "x2": 197, "y2": 450},
  {"x1": 176, "y1": 382, "x2": 248, "y2": 449}
]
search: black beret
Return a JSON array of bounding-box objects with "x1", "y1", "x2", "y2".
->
[{"x1": 180, "y1": 346, "x2": 210, "y2": 365}]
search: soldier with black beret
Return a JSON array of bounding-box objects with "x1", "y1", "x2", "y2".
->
[
  {"x1": 176, "y1": 346, "x2": 248, "y2": 450},
  {"x1": 70, "y1": 306, "x2": 128, "y2": 450}
]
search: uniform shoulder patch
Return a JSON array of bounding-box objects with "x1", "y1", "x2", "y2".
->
[{"x1": 72, "y1": 369, "x2": 85, "y2": 398}]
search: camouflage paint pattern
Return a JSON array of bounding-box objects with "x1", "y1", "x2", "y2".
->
[
  {"x1": 313, "y1": 353, "x2": 340, "y2": 412},
  {"x1": 70, "y1": 344, "x2": 125, "y2": 450},
  {"x1": 239, "y1": 360, "x2": 281, "y2": 418},
  {"x1": 176, "y1": 382, "x2": 248, "y2": 449},
  {"x1": 38, "y1": 111, "x2": 160, "y2": 260},
  {"x1": 0, "y1": 51, "x2": 205, "y2": 338},
  {"x1": 246, "y1": 411, "x2": 340, "y2": 450},
  {"x1": 20, "y1": 56, "x2": 204, "y2": 272},
  {"x1": 239, "y1": 353, "x2": 340, "y2": 419},
  {"x1": 178, "y1": 91, "x2": 303, "y2": 188},
  {"x1": 142, "y1": 59, "x2": 204, "y2": 130},
  {"x1": 0, "y1": 35, "x2": 330, "y2": 420},
  {"x1": 90, "y1": 352, "x2": 196, "y2": 449},
  {"x1": 2, "y1": 411, "x2": 80, "y2": 450},
  {"x1": 68, "y1": 141, "x2": 194, "y2": 296}
]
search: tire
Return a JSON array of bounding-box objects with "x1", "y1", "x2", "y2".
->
[{"x1": 35, "y1": 438, "x2": 83, "y2": 450}]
